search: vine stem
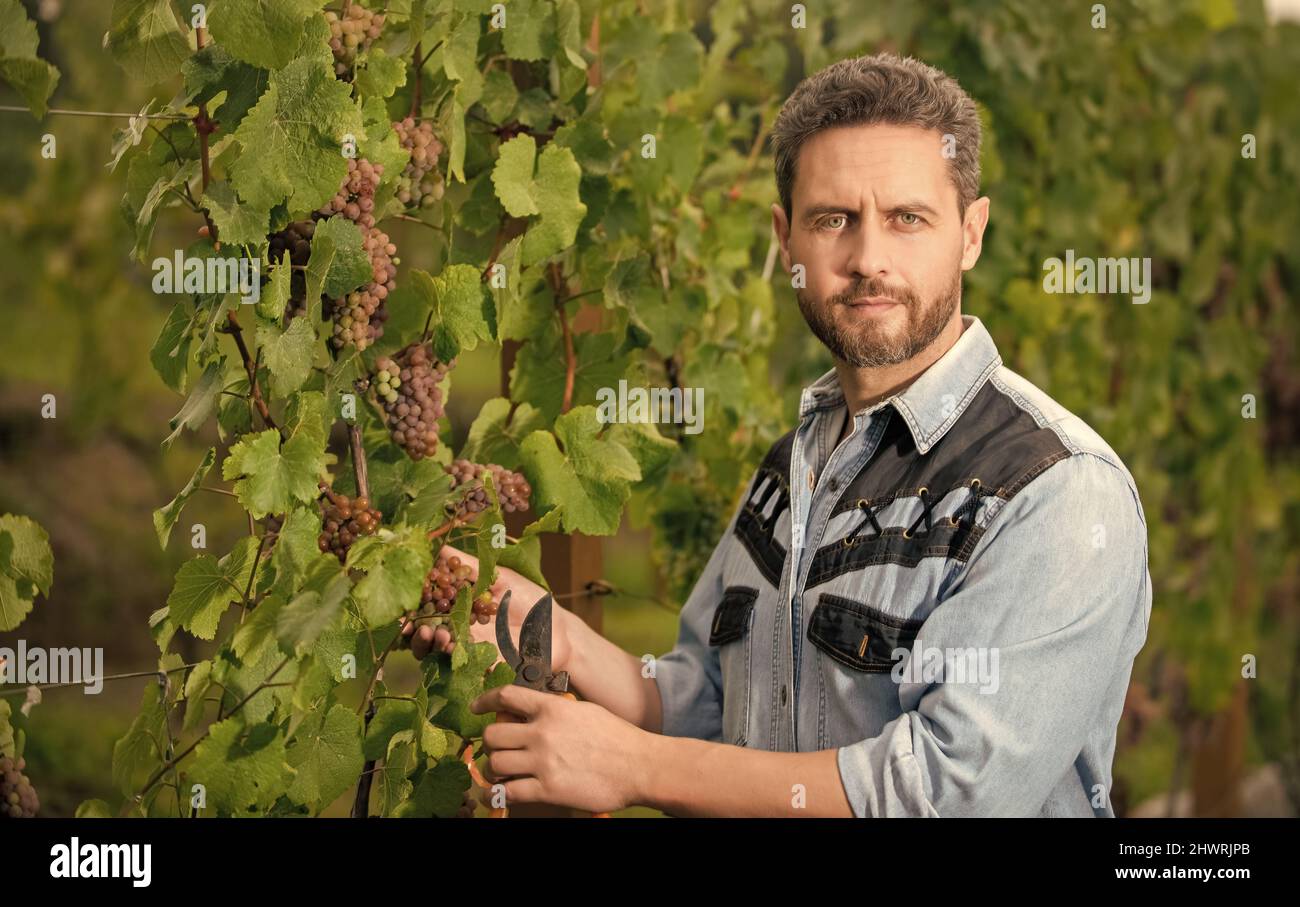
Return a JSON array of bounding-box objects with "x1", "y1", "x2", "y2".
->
[
  {"x1": 0, "y1": 104, "x2": 190, "y2": 119},
  {"x1": 549, "y1": 262, "x2": 576, "y2": 414},
  {"x1": 224, "y1": 311, "x2": 279, "y2": 433},
  {"x1": 124, "y1": 656, "x2": 293, "y2": 814},
  {"x1": 349, "y1": 422, "x2": 370, "y2": 501},
  {"x1": 192, "y1": 26, "x2": 218, "y2": 230}
]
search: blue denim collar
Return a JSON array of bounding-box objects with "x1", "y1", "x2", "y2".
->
[{"x1": 798, "y1": 315, "x2": 1003, "y2": 454}]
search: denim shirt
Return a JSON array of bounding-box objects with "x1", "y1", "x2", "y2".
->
[{"x1": 653, "y1": 315, "x2": 1152, "y2": 817}]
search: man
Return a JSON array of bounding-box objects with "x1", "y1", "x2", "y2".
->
[{"x1": 411, "y1": 52, "x2": 1152, "y2": 817}]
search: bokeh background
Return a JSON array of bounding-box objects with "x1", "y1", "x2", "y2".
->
[{"x1": 1, "y1": 0, "x2": 1297, "y2": 817}]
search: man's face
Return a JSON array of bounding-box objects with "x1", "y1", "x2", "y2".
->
[{"x1": 772, "y1": 123, "x2": 988, "y2": 368}]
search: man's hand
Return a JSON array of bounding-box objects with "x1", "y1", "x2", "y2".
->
[
  {"x1": 400, "y1": 545, "x2": 571, "y2": 672},
  {"x1": 469, "y1": 684, "x2": 651, "y2": 813}
]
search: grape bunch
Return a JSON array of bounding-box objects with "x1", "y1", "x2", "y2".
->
[
  {"x1": 318, "y1": 158, "x2": 383, "y2": 230},
  {"x1": 445, "y1": 459, "x2": 532, "y2": 520},
  {"x1": 0, "y1": 755, "x2": 38, "y2": 819},
  {"x1": 317, "y1": 485, "x2": 383, "y2": 563},
  {"x1": 325, "y1": 6, "x2": 386, "y2": 77},
  {"x1": 373, "y1": 344, "x2": 449, "y2": 460},
  {"x1": 325, "y1": 283, "x2": 389, "y2": 352},
  {"x1": 392, "y1": 117, "x2": 446, "y2": 209}
]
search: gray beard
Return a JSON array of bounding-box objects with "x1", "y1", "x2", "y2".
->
[{"x1": 797, "y1": 267, "x2": 962, "y2": 368}]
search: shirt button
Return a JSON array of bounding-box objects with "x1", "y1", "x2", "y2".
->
[{"x1": 780, "y1": 685, "x2": 788, "y2": 707}]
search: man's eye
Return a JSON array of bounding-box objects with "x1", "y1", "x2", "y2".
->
[
  {"x1": 897, "y1": 212, "x2": 922, "y2": 226},
  {"x1": 819, "y1": 214, "x2": 847, "y2": 230}
]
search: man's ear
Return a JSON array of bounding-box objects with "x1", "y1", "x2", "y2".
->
[
  {"x1": 771, "y1": 202, "x2": 792, "y2": 273},
  {"x1": 960, "y1": 196, "x2": 990, "y2": 271}
]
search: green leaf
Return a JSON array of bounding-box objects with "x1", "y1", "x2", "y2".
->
[
  {"x1": 606, "y1": 420, "x2": 677, "y2": 484},
  {"x1": 284, "y1": 389, "x2": 333, "y2": 450},
  {"x1": 105, "y1": 0, "x2": 189, "y2": 85},
  {"x1": 286, "y1": 704, "x2": 364, "y2": 810},
  {"x1": 255, "y1": 315, "x2": 316, "y2": 398},
  {"x1": 166, "y1": 537, "x2": 262, "y2": 640},
  {"x1": 230, "y1": 54, "x2": 365, "y2": 214},
  {"x1": 276, "y1": 557, "x2": 350, "y2": 656},
  {"x1": 182, "y1": 43, "x2": 268, "y2": 133},
  {"x1": 511, "y1": 328, "x2": 630, "y2": 423},
  {"x1": 366, "y1": 455, "x2": 453, "y2": 527},
  {"x1": 189, "y1": 718, "x2": 293, "y2": 815},
  {"x1": 393, "y1": 756, "x2": 469, "y2": 818},
  {"x1": 362, "y1": 697, "x2": 421, "y2": 760},
  {"x1": 428, "y1": 265, "x2": 493, "y2": 360},
  {"x1": 522, "y1": 145, "x2": 586, "y2": 264},
  {"x1": 517, "y1": 406, "x2": 640, "y2": 535},
  {"x1": 153, "y1": 447, "x2": 217, "y2": 549},
  {"x1": 500, "y1": 0, "x2": 554, "y2": 62},
  {"x1": 258, "y1": 253, "x2": 293, "y2": 321},
  {"x1": 311, "y1": 215, "x2": 372, "y2": 298},
  {"x1": 351, "y1": 528, "x2": 434, "y2": 628},
  {"x1": 231, "y1": 593, "x2": 286, "y2": 664},
  {"x1": 162, "y1": 357, "x2": 224, "y2": 448},
  {"x1": 0, "y1": 514, "x2": 54, "y2": 632},
  {"x1": 267, "y1": 506, "x2": 325, "y2": 598},
  {"x1": 202, "y1": 182, "x2": 269, "y2": 249},
  {"x1": 222, "y1": 428, "x2": 329, "y2": 519},
  {"x1": 0, "y1": 0, "x2": 40, "y2": 57},
  {"x1": 460, "y1": 397, "x2": 545, "y2": 470},
  {"x1": 0, "y1": 54, "x2": 59, "y2": 118},
  {"x1": 354, "y1": 46, "x2": 407, "y2": 98},
  {"x1": 111, "y1": 680, "x2": 167, "y2": 796},
  {"x1": 209, "y1": 0, "x2": 326, "y2": 70},
  {"x1": 492, "y1": 134, "x2": 540, "y2": 217},
  {"x1": 149, "y1": 300, "x2": 195, "y2": 393},
  {"x1": 638, "y1": 30, "x2": 703, "y2": 104}
]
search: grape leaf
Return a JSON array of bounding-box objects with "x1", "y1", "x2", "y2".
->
[
  {"x1": 366, "y1": 454, "x2": 453, "y2": 527},
  {"x1": 0, "y1": 514, "x2": 54, "y2": 632},
  {"x1": 517, "y1": 406, "x2": 641, "y2": 535},
  {"x1": 377, "y1": 730, "x2": 417, "y2": 816},
  {"x1": 500, "y1": 0, "x2": 554, "y2": 61},
  {"x1": 283, "y1": 389, "x2": 333, "y2": 451},
  {"x1": 607, "y1": 420, "x2": 678, "y2": 483},
  {"x1": 0, "y1": 0, "x2": 40, "y2": 57},
  {"x1": 638, "y1": 30, "x2": 703, "y2": 104},
  {"x1": 359, "y1": 96, "x2": 410, "y2": 181},
  {"x1": 149, "y1": 300, "x2": 196, "y2": 393},
  {"x1": 105, "y1": 0, "x2": 189, "y2": 85},
  {"x1": 153, "y1": 447, "x2": 217, "y2": 549},
  {"x1": 0, "y1": 54, "x2": 59, "y2": 119},
  {"x1": 189, "y1": 718, "x2": 293, "y2": 815},
  {"x1": 258, "y1": 252, "x2": 293, "y2": 321},
  {"x1": 311, "y1": 215, "x2": 372, "y2": 298},
  {"x1": 446, "y1": 93, "x2": 466, "y2": 183},
  {"x1": 354, "y1": 46, "x2": 407, "y2": 98},
  {"x1": 362, "y1": 698, "x2": 422, "y2": 760},
  {"x1": 256, "y1": 315, "x2": 317, "y2": 398},
  {"x1": 231, "y1": 593, "x2": 285, "y2": 665},
  {"x1": 230, "y1": 54, "x2": 365, "y2": 215},
  {"x1": 393, "y1": 756, "x2": 469, "y2": 818},
  {"x1": 202, "y1": 182, "x2": 270, "y2": 249},
  {"x1": 267, "y1": 506, "x2": 325, "y2": 598},
  {"x1": 350, "y1": 528, "x2": 433, "y2": 628},
  {"x1": 510, "y1": 328, "x2": 631, "y2": 423},
  {"x1": 209, "y1": 0, "x2": 326, "y2": 71},
  {"x1": 166, "y1": 537, "x2": 263, "y2": 640},
  {"x1": 459, "y1": 396, "x2": 545, "y2": 470},
  {"x1": 222, "y1": 428, "x2": 328, "y2": 519},
  {"x1": 489, "y1": 134, "x2": 586, "y2": 264},
  {"x1": 182, "y1": 43, "x2": 269, "y2": 133},
  {"x1": 111, "y1": 680, "x2": 167, "y2": 796},
  {"x1": 275, "y1": 556, "x2": 350, "y2": 656},
  {"x1": 285, "y1": 704, "x2": 364, "y2": 810},
  {"x1": 162, "y1": 359, "x2": 225, "y2": 447}
]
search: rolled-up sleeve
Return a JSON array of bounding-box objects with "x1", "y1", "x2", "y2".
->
[
  {"x1": 837, "y1": 453, "x2": 1152, "y2": 817},
  {"x1": 652, "y1": 478, "x2": 753, "y2": 741}
]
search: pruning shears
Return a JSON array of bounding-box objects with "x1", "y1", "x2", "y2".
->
[{"x1": 469, "y1": 589, "x2": 608, "y2": 818}]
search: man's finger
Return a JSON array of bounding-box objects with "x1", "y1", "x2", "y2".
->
[
  {"x1": 485, "y1": 749, "x2": 534, "y2": 782},
  {"x1": 471, "y1": 684, "x2": 547, "y2": 719},
  {"x1": 482, "y1": 719, "x2": 532, "y2": 752},
  {"x1": 412, "y1": 624, "x2": 435, "y2": 659}
]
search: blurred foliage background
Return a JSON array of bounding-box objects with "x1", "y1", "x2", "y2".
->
[{"x1": 1, "y1": 0, "x2": 1297, "y2": 817}]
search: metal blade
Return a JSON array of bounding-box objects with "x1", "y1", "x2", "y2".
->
[
  {"x1": 494, "y1": 588, "x2": 519, "y2": 670},
  {"x1": 517, "y1": 593, "x2": 553, "y2": 671}
]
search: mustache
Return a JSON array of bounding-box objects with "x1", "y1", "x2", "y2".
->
[{"x1": 831, "y1": 279, "x2": 916, "y2": 306}]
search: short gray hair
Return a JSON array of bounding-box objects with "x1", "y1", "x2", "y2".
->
[{"x1": 771, "y1": 52, "x2": 982, "y2": 221}]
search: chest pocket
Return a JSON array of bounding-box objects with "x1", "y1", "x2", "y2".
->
[
  {"x1": 806, "y1": 592, "x2": 922, "y2": 673},
  {"x1": 709, "y1": 586, "x2": 757, "y2": 745}
]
